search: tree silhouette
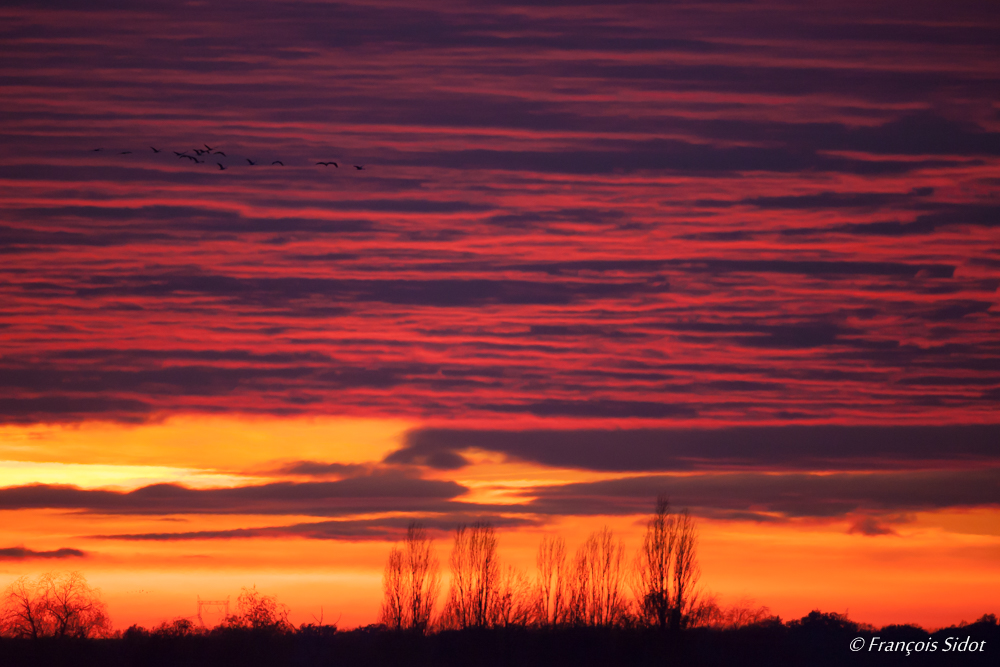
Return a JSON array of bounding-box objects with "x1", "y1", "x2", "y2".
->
[
  {"x1": 633, "y1": 496, "x2": 675, "y2": 629},
  {"x1": 671, "y1": 509, "x2": 700, "y2": 630},
  {"x1": 380, "y1": 522, "x2": 440, "y2": 632},
  {"x1": 1, "y1": 576, "x2": 48, "y2": 639},
  {"x1": 226, "y1": 585, "x2": 291, "y2": 632},
  {"x1": 632, "y1": 497, "x2": 702, "y2": 630},
  {"x1": 533, "y1": 535, "x2": 569, "y2": 626},
  {"x1": 569, "y1": 527, "x2": 629, "y2": 626},
  {"x1": 494, "y1": 564, "x2": 531, "y2": 627},
  {"x1": 442, "y1": 522, "x2": 500, "y2": 628},
  {"x1": 380, "y1": 548, "x2": 406, "y2": 630},
  {"x1": 1, "y1": 572, "x2": 111, "y2": 639}
]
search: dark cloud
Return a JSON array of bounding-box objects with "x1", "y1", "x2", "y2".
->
[
  {"x1": 519, "y1": 258, "x2": 954, "y2": 279},
  {"x1": 482, "y1": 399, "x2": 697, "y2": 419},
  {"x1": 404, "y1": 142, "x2": 962, "y2": 176},
  {"x1": 0, "y1": 546, "x2": 86, "y2": 560},
  {"x1": 848, "y1": 516, "x2": 899, "y2": 537},
  {"x1": 94, "y1": 514, "x2": 538, "y2": 542},
  {"x1": 391, "y1": 425, "x2": 1000, "y2": 472},
  {"x1": 701, "y1": 188, "x2": 936, "y2": 211},
  {"x1": 0, "y1": 395, "x2": 153, "y2": 424},
  {"x1": 663, "y1": 321, "x2": 845, "y2": 349},
  {"x1": 785, "y1": 204, "x2": 1000, "y2": 237},
  {"x1": 2, "y1": 204, "x2": 376, "y2": 236},
  {"x1": 924, "y1": 301, "x2": 994, "y2": 322},
  {"x1": 0, "y1": 472, "x2": 467, "y2": 516},
  {"x1": 272, "y1": 461, "x2": 370, "y2": 477},
  {"x1": 522, "y1": 468, "x2": 1000, "y2": 520},
  {"x1": 55, "y1": 273, "x2": 669, "y2": 308}
]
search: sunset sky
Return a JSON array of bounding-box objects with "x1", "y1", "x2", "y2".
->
[{"x1": 1, "y1": 0, "x2": 998, "y2": 631}]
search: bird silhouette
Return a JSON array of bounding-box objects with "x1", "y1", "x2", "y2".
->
[
  {"x1": 174, "y1": 151, "x2": 186, "y2": 157},
  {"x1": 205, "y1": 144, "x2": 215, "y2": 151},
  {"x1": 217, "y1": 163, "x2": 226, "y2": 170},
  {"x1": 213, "y1": 151, "x2": 226, "y2": 156},
  {"x1": 193, "y1": 149, "x2": 206, "y2": 155},
  {"x1": 91, "y1": 148, "x2": 102, "y2": 152},
  {"x1": 272, "y1": 160, "x2": 284, "y2": 165},
  {"x1": 120, "y1": 151, "x2": 132, "y2": 155},
  {"x1": 150, "y1": 146, "x2": 161, "y2": 153},
  {"x1": 246, "y1": 159, "x2": 256, "y2": 165},
  {"x1": 317, "y1": 161, "x2": 339, "y2": 167},
  {"x1": 353, "y1": 165, "x2": 364, "y2": 170}
]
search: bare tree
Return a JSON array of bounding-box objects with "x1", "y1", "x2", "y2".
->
[
  {"x1": 1, "y1": 576, "x2": 50, "y2": 639},
  {"x1": 533, "y1": 535, "x2": 568, "y2": 626},
  {"x1": 443, "y1": 522, "x2": 500, "y2": 628},
  {"x1": 494, "y1": 565, "x2": 531, "y2": 627},
  {"x1": 633, "y1": 496, "x2": 675, "y2": 629},
  {"x1": 381, "y1": 522, "x2": 441, "y2": 632},
  {"x1": 671, "y1": 509, "x2": 700, "y2": 630},
  {"x1": 632, "y1": 499, "x2": 702, "y2": 631},
  {"x1": 42, "y1": 572, "x2": 111, "y2": 638},
  {"x1": 569, "y1": 527, "x2": 629, "y2": 626},
  {"x1": 1, "y1": 572, "x2": 111, "y2": 639},
  {"x1": 404, "y1": 523, "x2": 440, "y2": 632},
  {"x1": 380, "y1": 547, "x2": 407, "y2": 630}
]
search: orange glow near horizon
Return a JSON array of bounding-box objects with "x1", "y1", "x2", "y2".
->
[{"x1": 1, "y1": 416, "x2": 997, "y2": 631}]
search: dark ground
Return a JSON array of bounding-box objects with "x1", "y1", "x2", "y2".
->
[{"x1": 1, "y1": 612, "x2": 996, "y2": 667}]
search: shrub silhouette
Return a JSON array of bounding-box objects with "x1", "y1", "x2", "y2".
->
[{"x1": 224, "y1": 585, "x2": 291, "y2": 633}]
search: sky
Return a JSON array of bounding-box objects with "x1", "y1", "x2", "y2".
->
[{"x1": 0, "y1": 0, "x2": 998, "y2": 630}]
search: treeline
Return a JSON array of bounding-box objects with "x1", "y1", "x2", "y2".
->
[
  {"x1": 0, "y1": 574, "x2": 293, "y2": 640},
  {"x1": 380, "y1": 498, "x2": 756, "y2": 632}
]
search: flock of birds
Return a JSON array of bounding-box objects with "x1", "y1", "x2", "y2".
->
[{"x1": 90, "y1": 144, "x2": 365, "y2": 171}]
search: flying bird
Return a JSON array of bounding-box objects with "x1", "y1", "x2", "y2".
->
[
  {"x1": 217, "y1": 163, "x2": 226, "y2": 170},
  {"x1": 205, "y1": 144, "x2": 215, "y2": 151},
  {"x1": 150, "y1": 146, "x2": 161, "y2": 153},
  {"x1": 213, "y1": 151, "x2": 226, "y2": 156},
  {"x1": 272, "y1": 160, "x2": 284, "y2": 165},
  {"x1": 193, "y1": 149, "x2": 206, "y2": 155},
  {"x1": 120, "y1": 151, "x2": 132, "y2": 154},
  {"x1": 174, "y1": 151, "x2": 186, "y2": 157},
  {"x1": 246, "y1": 159, "x2": 256, "y2": 165},
  {"x1": 317, "y1": 161, "x2": 339, "y2": 167},
  {"x1": 353, "y1": 165, "x2": 364, "y2": 170},
  {"x1": 91, "y1": 148, "x2": 102, "y2": 152}
]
